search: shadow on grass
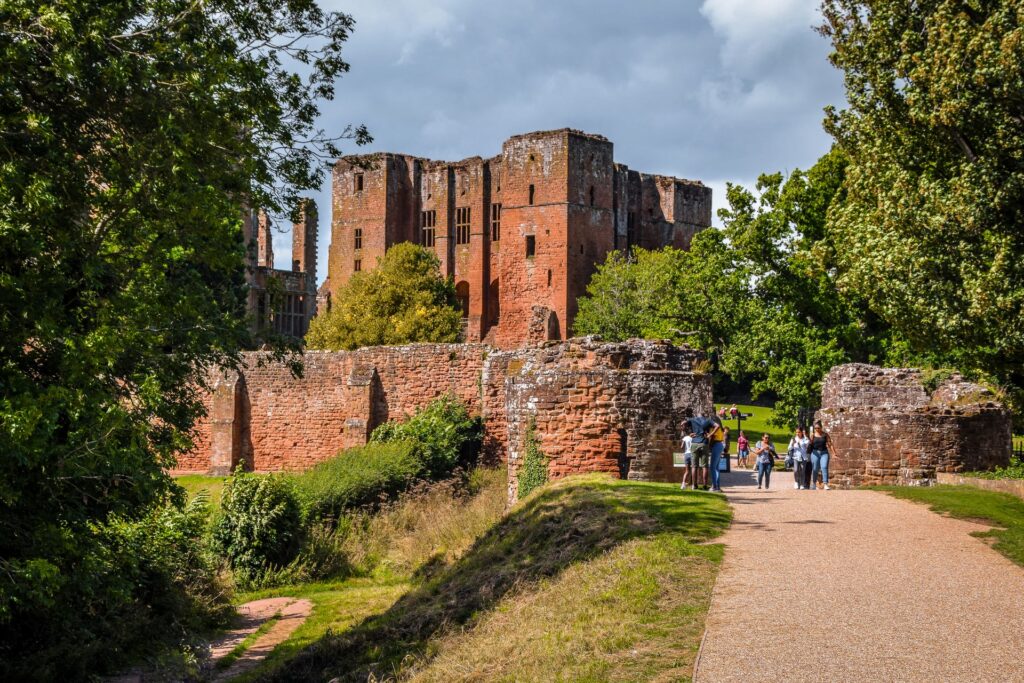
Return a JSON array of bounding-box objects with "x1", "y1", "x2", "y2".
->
[{"x1": 264, "y1": 476, "x2": 730, "y2": 682}]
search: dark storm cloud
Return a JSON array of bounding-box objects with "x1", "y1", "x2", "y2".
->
[{"x1": 270, "y1": 0, "x2": 845, "y2": 281}]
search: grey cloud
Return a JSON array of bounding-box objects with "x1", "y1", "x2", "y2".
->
[{"x1": 269, "y1": 1, "x2": 844, "y2": 282}]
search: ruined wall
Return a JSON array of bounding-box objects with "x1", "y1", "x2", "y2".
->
[
  {"x1": 818, "y1": 364, "x2": 1012, "y2": 487},
  {"x1": 177, "y1": 344, "x2": 492, "y2": 473},
  {"x1": 180, "y1": 339, "x2": 710, "y2": 489},
  {"x1": 501, "y1": 338, "x2": 711, "y2": 503}
]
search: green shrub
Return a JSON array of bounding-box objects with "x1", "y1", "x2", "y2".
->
[
  {"x1": 371, "y1": 394, "x2": 482, "y2": 479},
  {"x1": 516, "y1": 420, "x2": 548, "y2": 499},
  {"x1": 0, "y1": 493, "x2": 231, "y2": 680},
  {"x1": 292, "y1": 441, "x2": 423, "y2": 522},
  {"x1": 212, "y1": 472, "x2": 305, "y2": 587}
]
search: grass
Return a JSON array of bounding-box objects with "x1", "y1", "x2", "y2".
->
[
  {"x1": 877, "y1": 485, "x2": 1024, "y2": 566},
  {"x1": 260, "y1": 473, "x2": 731, "y2": 683},
  {"x1": 715, "y1": 403, "x2": 790, "y2": 448},
  {"x1": 217, "y1": 612, "x2": 284, "y2": 671},
  {"x1": 174, "y1": 474, "x2": 226, "y2": 508}
]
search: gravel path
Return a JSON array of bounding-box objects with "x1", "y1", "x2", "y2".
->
[
  {"x1": 694, "y1": 464, "x2": 1024, "y2": 683},
  {"x1": 209, "y1": 596, "x2": 312, "y2": 681}
]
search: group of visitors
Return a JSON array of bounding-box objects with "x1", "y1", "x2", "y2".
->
[{"x1": 678, "y1": 415, "x2": 834, "y2": 492}]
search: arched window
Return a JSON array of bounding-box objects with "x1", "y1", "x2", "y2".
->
[
  {"x1": 455, "y1": 281, "x2": 470, "y2": 318},
  {"x1": 488, "y1": 279, "x2": 500, "y2": 326}
]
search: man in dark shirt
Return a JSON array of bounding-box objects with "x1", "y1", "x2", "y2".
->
[{"x1": 686, "y1": 415, "x2": 714, "y2": 490}]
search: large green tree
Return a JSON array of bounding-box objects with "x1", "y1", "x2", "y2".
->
[
  {"x1": 820, "y1": 0, "x2": 1024, "y2": 399},
  {"x1": 306, "y1": 242, "x2": 463, "y2": 350},
  {"x1": 0, "y1": 0, "x2": 365, "y2": 674}
]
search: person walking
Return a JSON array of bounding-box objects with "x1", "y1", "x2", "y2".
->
[
  {"x1": 680, "y1": 426, "x2": 694, "y2": 490},
  {"x1": 809, "y1": 421, "x2": 835, "y2": 490},
  {"x1": 708, "y1": 415, "x2": 726, "y2": 492},
  {"x1": 788, "y1": 427, "x2": 811, "y2": 489},
  {"x1": 753, "y1": 433, "x2": 776, "y2": 490},
  {"x1": 737, "y1": 431, "x2": 750, "y2": 469}
]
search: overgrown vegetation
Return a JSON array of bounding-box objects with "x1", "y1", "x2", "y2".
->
[
  {"x1": 292, "y1": 442, "x2": 424, "y2": 523},
  {"x1": 213, "y1": 473, "x2": 306, "y2": 588},
  {"x1": 0, "y1": 0, "x2": 369, "y2": 674},
  {"x1": 371, "y1": 394, "x2": 483, "y2": 479},
  {"x1": 879, "y1": 485, "x2": 1024, "y2": 566},
  {"x1": 260, "y1": 474, "x2": 731, "y2": 682},
  {"x1": 965, "y1": 453, "x2": 1024, "y2": 481},
  {"x1": 516, "y1": 419, "x2": 548, "y2": 499},
  {"x1": 306, "y1": 243, "x2": 463, "y2": 350}
]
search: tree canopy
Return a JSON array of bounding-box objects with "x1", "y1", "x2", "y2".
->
[
  {"x1": 821, "y1": 0, "x2": 1024, "y2": 402},
  {"x1": 0, "y1": 0, "x2": 365, "y2": 673},
  {"x1": 306, "y1": 242, "x2": 463, "y2": 350}
]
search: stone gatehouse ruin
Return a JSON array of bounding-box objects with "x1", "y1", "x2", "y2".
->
[
  {"x1": 180, "y1": 338, "x2": 712, "y2": 500},
  {"x1": 818, "y1": 364, "x2": 1012, "y2": 487},
  {"x1": 321, "y1": 129, "x2": 713, "y2": 347}
]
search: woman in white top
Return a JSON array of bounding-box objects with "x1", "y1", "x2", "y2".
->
[{"x1": 789, "y1": 427, "x2": 811, "y2": 490}]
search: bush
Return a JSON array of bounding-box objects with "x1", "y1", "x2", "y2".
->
[
  {"x1": 371, "y1": 394, "x2": 482, "y2": 479},
  {"x1": 517, "y1": 420, "x2": 548, "y2": 499},
  {"x1": 212, "y1": 472, "x2": 305, "y2": 587},
  {"x1": 0, "y1": 493, "x2": 231, "y2": 680},
  {"x1": 292, "y1": 441, "x2": 423, "y2": 522}
]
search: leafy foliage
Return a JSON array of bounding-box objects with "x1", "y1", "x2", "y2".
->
[
  {"x1": 516, "y1": 420, "x2": 549, "y2": 499},
  {"x1": 291, "y1": 441, "x2": 424, "y2": 522},
  {"x1": 0, "y1": 0, "x2": 366, "y2": 670},
  {"x1": 820, "y1": 0, "x2": 1024, "y2": 410},
  {"x1": 306, "y1": 242, "x2": 463, "y2": 350},
  {"x1": 371, "y1": 394, "x2": 483, "y2": 479},
  {"x1": 212, "y1": 472, "x2": 306, "y2": 588}
]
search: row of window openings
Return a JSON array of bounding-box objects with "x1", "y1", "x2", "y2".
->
[
  {"x1": 354, "y1": 234, "x2": 537, "y2": 274},
  {"x1": 356, "y1": 173, "x2": 599, "y2": 211}
]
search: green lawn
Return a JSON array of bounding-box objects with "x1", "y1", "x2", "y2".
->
[
  {"x1": 714, "y1": 403, "x2": 791, "y2": 448},
  {"x1": 173, "y1": 474, "x2": 226, "y2": 508},
  {"x1": 244, "y1": 474, "x2": 731, "y2": 683},
  {"x1": 878, "y1": 485, "x2": 1024, "y2": 566}
]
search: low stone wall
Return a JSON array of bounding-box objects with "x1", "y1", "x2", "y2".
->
[
  {"x1": 180, "y1": 338, "x2": 711, "y2": 487},
  {"x1": 501, "y1": 338, "x2": 710, "y2": 502},
  {"x1": 818, "y1": 364, "x2": 1011, "y2": 487},
  {"x1": 936, "y1": 473, "x2": 1024, "y2": 500}
]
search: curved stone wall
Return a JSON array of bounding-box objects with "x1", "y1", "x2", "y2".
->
[
  {"x1": 818, "y1": 364, "x2": 1011, "y2": 487},
  {"x1": 499, "y1": 338, "x2": 711, "y2": 502}
]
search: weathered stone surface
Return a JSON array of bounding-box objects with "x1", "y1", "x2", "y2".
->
[
  {"x1": 499, "y1": 338, "x2": 710, "y2": 503},
  {"x1": 818, "y1": 364, "x2": 1011, "y2": 487},
  {"x1": 180, "y1": 338, "x2": 711, "y2": 496},
  {"x1": 326, "y1": 129, "x2": 713, "y2": 348}
]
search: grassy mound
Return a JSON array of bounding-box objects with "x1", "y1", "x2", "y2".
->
[{"x1": 261, "y1": 473, "x2": 731, "y2": 683}]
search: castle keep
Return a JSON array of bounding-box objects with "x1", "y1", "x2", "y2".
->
[{"x1": 322, "y1": 129, "x2": 712, "y2": 347}]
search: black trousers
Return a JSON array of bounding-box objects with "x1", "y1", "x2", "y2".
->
[{"x1": 794, "y1": 460, "x2": 809, "y2": 488}]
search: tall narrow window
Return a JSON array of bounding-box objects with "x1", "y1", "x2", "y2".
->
[
  {"x1": 354, "y1": 227, "x2": 362, "y2": 250},
  {"x1": 528, "y1": 184, "x2": 535, "y2": 205},
  {"x1": 490, "y1": 203, "x2": 502, "y2": 241},
  {"x1": 525, "y1": 234, "x2": 536, "y2": 258},
  {"x1": 420, "y1": 210, "x2": 436, "y2": 247},
  {"x1": 589, "y1": 186, "x2": 595, "y2": 206},
  {"x1": 455, "y1": 206, "x2": 471, "y2": 245},
  {"x1": 354, "y1": 173, "x2": 364, "y2": 192},
  {"x1": 353, "y1": 259, "x2": 361, "y2": 272},
  {"x1": 547, "y1": 269, "x2": 552, "y2": 287}
]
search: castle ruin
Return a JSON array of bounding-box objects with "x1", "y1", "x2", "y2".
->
[{"x1": 321, "y1": 129, "x2": 712, "y2": 347}]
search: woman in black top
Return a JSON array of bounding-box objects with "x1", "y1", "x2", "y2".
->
[{"x1": 809, "y1": 421, "x2": 834, "y2": 490}]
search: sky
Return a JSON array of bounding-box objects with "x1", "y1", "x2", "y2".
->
[{"x1": 270, "y1": 0, "x2": 846, "y2": 284}]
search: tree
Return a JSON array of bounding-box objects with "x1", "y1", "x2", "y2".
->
[
  {"x1": 306, "y1": 242, "x2": 463, "y2": 350},
  {"x1": 820, "y1": 0, "x2": 1024, "y2": 403},
  {"x1": 0, "y1": 0, "x2": 366, "y2": 674}
]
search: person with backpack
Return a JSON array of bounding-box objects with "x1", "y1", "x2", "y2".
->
[
  {"x1": 809, "y1": 421, "x2": 835, "y2": 490},
  {"x1": 753, "y1": 433, "x2": 776, "y2": 489},
  {"x1": 788, "y1": 427, "x2": 811, "y2": 489}
]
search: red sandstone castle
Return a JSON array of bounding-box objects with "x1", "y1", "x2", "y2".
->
[{"x1": 319, "y1": 129, "x2": 712, "y2": 348}]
